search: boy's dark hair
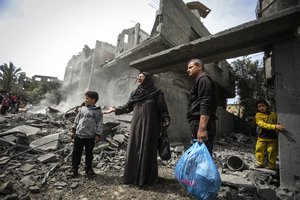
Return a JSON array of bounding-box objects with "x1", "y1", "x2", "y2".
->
[
  {"x1": 85, "y1": 91, "x2": 99, "y2": 103},
  {"x1": 255, "y1": 99, "x2": 269, "y2": 108}
]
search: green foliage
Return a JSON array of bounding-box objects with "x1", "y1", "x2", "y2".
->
[
  {"x1": 231, "y1": 56, "x2": 273, "y2": 119},
  {"x1": 0, "y1": 62, "x2": 22, "y2": 92}
]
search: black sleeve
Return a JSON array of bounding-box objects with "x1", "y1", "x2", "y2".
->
[
  {"x1": 197, "y1": 76, "x2": 214, "y2": 116},
  {"x1": 156, "y1": 91, "x2": 170, "y2": 121},
  {"x1": 115, "y1": 101, "x2": 134, "y2": 115}
]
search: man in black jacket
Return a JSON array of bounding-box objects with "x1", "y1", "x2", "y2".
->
[{"x1": 187, "y1": 58, "x2": 217, "y2": 155}]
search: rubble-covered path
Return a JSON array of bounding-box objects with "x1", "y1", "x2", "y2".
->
[{"x1": 1, "y1": 112, "x2": 298, "y2": 200}]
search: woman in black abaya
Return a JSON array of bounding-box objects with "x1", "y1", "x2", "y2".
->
[{"x1": 104, "y1": 72, "x2": 170, "y2": 186}]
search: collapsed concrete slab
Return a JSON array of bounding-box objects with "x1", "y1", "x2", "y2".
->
[
  {"x1": 0, "y1": 125, "x2": 40, "y2": 137},
  {"x1": 29, "y1": 133, "x2": 60, "y2": 151},
  {"x1": 221, "y1": 174, "x2": 254, "y2": 188}
]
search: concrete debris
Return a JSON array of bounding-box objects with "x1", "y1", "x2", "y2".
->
[
  {"x1": 0, "y1": 125, "x2": 40, "y2": 137},
  {"x1": 221, "y1": 174, "x2": 254, "y2": 188},
  {"x1": 29, "y1": 133, "x2": 60, "y2": 151},
  {"x1": 20, "y1": 163, "x2": 35, "y2": 172},
  {"x1": 0, "y1": 157, "x2": 10, "y2": 165},
  {"x1": 174, "y1": 145, "x2": 184, "y2": 153},
  {"x1": 29, "y1": 186, "x2": 41, "y2": 194},
  {"x1": 0, "y1": 112, "x2": 299, "y2": 200},
  {"x1": 37, "y1": 153, "x2": 57, "y2": 163},
  {"x1": 0, "y1": 181, "x2": 13, "y2": 195},
  {"x1": 20, "y1": 175, "x2": 35, "y2": 189},
  {"x1": 69, "y1": 182, "x2": 78, "y2": 189}
]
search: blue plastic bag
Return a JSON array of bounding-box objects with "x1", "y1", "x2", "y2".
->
[{"x1": 174, "y1": 141, "x2": 221, "y2": 200}]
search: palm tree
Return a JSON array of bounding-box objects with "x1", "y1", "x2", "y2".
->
[{"x1": 0, "y1": 62, "x2": 22, "y2": 92}]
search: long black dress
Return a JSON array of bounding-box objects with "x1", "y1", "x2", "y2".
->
[{"x1": 115, "y1": 90, "x2": 169, "y2": 186}]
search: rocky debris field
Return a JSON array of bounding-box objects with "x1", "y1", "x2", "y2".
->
[{"x1": 0, "y1": 111, "x2": 299, "y2": 200}]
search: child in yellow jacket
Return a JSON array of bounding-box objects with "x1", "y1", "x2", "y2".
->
[{"x1": 255, "y1": 99, "x2": 285, "y2": 170}]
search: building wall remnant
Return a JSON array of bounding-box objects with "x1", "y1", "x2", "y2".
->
[
  {"x1": 116, "y1": 23, "x2": 149, "y2": 54},
  {"x1": 256, "y1": 0, "x2": 299, "y2": 18},
  {"x1": 273, "y1": 38, "x2": 300, "y2": 188},
  {"x1": 63, "y1": 42, "x2": 116, "y2": 96}
]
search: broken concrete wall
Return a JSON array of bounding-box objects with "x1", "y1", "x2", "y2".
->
[
  {"x1": 63, "y1": 41, "x2": 116, "y2": 96},
  {"x1": 157, "y1": 0, "x2": 211, "y2": 45},
  {"x1": 77, "y1": 45, "x2": 94, "y2": 91},
  {"x1": 116, "y1": 23, "x2": 149, "y2": 54},
  {"x1": 90, "y1": 63, "x2": 139, "y2": 106},
  {"x1": 273, "y1": 38, "x2": 300, "y2": 188},
  {"x1": 87, "y1": 41, "x2": 116, "y2": 94},
  {"x1": 63, "y1": 55, "x2": 77, "y2": 87},
  {"x1": 257, "y1": 0, "x2": 299, "y2": 18},
  {"x1": 152, "y1": 75, "x2": 190, "y2": 142},
  {"x1": 62, "y1": 46, "x2": 94, "y2": 92},
  {"x1": 216, "y1": 108, "x2": 250, "y2": 138}
]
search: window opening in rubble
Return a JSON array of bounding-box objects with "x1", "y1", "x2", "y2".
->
[{"x1": 124, "y1": 34, "x2": 129, "y2": 44}]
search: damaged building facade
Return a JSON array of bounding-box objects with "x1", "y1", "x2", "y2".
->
[{"x1": 63, "y1": 0, "x2": 235, "y2": 143}]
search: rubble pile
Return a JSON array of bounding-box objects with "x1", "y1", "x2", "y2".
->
[{"x1": 0, "y1": 111, "x2": 299, "y2": 200}]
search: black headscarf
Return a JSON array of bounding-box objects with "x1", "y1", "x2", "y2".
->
[{"x1": 128, "y1": 72, "x2": 159, "y2": 103}]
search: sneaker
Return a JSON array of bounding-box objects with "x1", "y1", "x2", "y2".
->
[{"x1": 85, "y1": 167, "x2": 96, "y2": 176}]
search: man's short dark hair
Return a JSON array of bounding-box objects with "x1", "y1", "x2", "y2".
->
[
  {"x1": 85, "y1": 91, "x2": 99, "y2": 103},
  {"x1": 187, "y1": 58, "x2": 204, "y2": 66},
  {"x1": 255, "y1": 99, "x2": 269, "y2": 108}
]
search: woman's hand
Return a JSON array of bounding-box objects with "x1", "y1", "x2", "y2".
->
[{"x1": 103, "y1": 106, "x2": 116, "y2": 114}]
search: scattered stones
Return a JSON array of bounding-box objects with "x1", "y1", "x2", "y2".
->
[
  {"x1": 0, "y1": 112, "x2": 299, "y2": 199},
  {"x1": 37, "y1": 153, "x2": 57, "y2": 163},
  {"x1": 20, "y1": 163, "x2": 35, "y2": 172},
  {"x1": 29, "y1": 186, "x2": 41, "y2": 194},
  {"x1": 0, "y1": 181, "x2": 13, "y2": 195},
  {"x1": 70, "y1": 182, "x2": 78, "y2": 189},
  {"x1": 20, "y1": 176, "x2": 35, "y2": 189}
]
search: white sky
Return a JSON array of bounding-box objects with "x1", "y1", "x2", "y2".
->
[{"x1": 0, "y1": 0, "x2": 258, "y2": 80}]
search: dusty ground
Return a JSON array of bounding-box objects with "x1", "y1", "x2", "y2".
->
[
  {"x1": 26, "y1": 141, "x2": 257, "y2": 200},
  {"x1": 28, "y1": 165, "x2": 195, "y2": 200},
  {"x1": 1, "y1": 112, "x2": 284, "y2": 200}
]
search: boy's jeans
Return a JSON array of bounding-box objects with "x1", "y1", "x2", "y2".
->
[{"x1": 72, "y1": 136, "x2": 95, "y2": 170}]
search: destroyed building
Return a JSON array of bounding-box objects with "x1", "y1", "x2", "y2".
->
[
  {"x1": 62, "y1": 0, "x2": 236, "y2": 143},
  {"x1": 1, "y1": 0, "x2": 300, "y2": 199}
]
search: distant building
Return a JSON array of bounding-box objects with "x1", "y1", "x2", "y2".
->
[{"x1": 32, "y1": 75, "x2": 60, "y2": 83}]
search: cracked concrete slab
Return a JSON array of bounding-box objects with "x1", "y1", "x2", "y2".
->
[{"x1": 0, "y1": 125, "x2": 40, "y2": 137}]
